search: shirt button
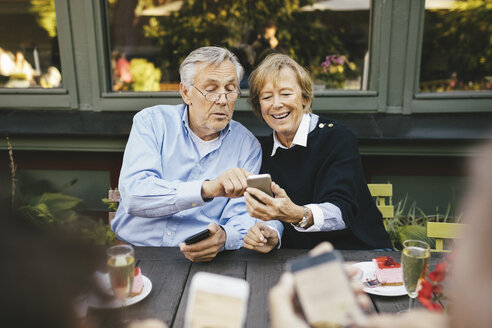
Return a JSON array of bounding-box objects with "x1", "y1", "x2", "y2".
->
[
  {"x1": 167, "y1": 231, "x2": 172, "y2": 236},
  {"x1": 196, "y1": 164, "x2": 200, "y2": 167},
  {"x1": 192, "y1": 203, "x2": 196, "y2": 207}
]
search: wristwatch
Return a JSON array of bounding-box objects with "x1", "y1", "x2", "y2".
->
[{"x1": 296, "y1": 207, "x2": 310, "y2": 228}]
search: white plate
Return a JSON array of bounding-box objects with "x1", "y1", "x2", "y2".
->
[
  {"x1": 352, "y1": 261, "x2": 407, "y2": 297},
  {"x1": 88, "y1": 273, "x2": 152, "y2": 308}
]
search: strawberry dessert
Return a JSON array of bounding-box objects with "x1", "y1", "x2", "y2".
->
[
  {"x1": 130, "y1": 267, "x2": 144, "y2": 297},
  {"x1": 372, "y1": 256, "x2": 403, "y2": 286}
]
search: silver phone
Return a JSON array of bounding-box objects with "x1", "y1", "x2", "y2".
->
[{"x1": 246, "y1": 174, "x2": 273, "y2": 197}]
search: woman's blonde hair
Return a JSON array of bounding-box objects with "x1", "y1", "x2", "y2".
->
[{"x1": 248, "y1": 54, "x2": 313, "y2": 118}]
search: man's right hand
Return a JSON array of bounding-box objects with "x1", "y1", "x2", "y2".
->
[
  {"x1": 201, "y1": 168, "x2": 252, "y2": 199},
  {"x1": 179, "y1": 223, "x2": 226, "y2": 262},
  {"x1": 244, "y1": 221, "x2": 278, "y2": 253}
]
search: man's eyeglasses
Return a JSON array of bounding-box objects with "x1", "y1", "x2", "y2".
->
[{"x1": 192, "y1": 85, "x2": 240, "y2": 102}]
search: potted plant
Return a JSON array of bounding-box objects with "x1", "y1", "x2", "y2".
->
[{"x1": 385, "y1": 195, "x2": 459, "y2": 250}]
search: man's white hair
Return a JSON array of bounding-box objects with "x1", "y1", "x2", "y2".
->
[{"x1": 179, "y1": 46, "x2": 244, "y2": 91}]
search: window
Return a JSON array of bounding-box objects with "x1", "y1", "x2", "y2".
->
[
  {"x1": 419, "y1": 0, "x2": 492, "y2": 93},
  {"x1": 105, "y1": 0, "x2": 371, "y2": 92},
  {"x1": 0, "y1": 0, "x2": 62, "y2": 89}
]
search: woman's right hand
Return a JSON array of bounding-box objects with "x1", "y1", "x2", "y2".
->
[{"x1": 244, "y1": 182, "x2": 306, "y2": 224}]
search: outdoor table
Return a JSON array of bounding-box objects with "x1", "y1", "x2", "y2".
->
[{"x1": 88, "y1": 247, "x2": 443, "y2": 328}]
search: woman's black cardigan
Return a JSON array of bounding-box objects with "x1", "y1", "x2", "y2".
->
[{"x1": 259, "y1": 116, "x2": 392, "y2": 250}]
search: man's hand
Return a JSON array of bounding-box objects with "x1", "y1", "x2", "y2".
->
[
  {"x1": 245, "y1": 182, "x2": 307, "y2": 225},
  {"x1": 244, "y1": 221, "x2": 279, "y2": 253},
  {"x1": 179, "y1": 223, "x2": 226, "y2": 262},
  {"x1": 201, "y1": 168, "x2": 252, "y2": 199}
]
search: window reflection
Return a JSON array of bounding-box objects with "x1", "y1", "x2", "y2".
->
[
  {"x1": 0, "y1": 0, "x2": 62, "y2": 89},
  {"x1": 420, "y1": 0, "x2": 492, "y2": 92},
  {"x1": 106, "y1": 0, "x2": 370, "y2": 92}
]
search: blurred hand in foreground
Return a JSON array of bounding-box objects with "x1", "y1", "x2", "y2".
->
[{"x1": 269, "y1": 242, "x2": 372, "y2": 328}]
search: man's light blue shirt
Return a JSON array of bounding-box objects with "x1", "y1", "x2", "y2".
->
[{"x1": 111, "y1": 104, "x2": 283, "y2": 248}]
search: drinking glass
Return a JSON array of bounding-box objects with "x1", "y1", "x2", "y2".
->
[
  {"x1": 107, "y1": 245, "x2": 135, "y2": 300},
  {"x1": 401, "y1": 239, "x2": 430, "y2": 311}
]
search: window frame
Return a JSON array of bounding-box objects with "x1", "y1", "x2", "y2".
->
[
  {"x1": 88, "y1": 0, "x2": 382, "y2": 113},
  {"x1": 0, "y1": 0, "x2": 78, "y2": 109},
  {"x1": 402, "y1": 0, "x2": 492, "y2": 114},
  {"x1": 0, "y1": 0, "x2": 490, "y2": 114}
]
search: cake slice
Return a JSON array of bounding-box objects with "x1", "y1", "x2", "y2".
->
[
  {"x1": 372, "y1": 256, "x2": 403, "y2": 286},
  {"x1": 130, "y1": 267, "x2": 144, "y2": 297}
]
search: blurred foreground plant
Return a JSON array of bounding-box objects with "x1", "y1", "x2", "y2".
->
[{"x1": 7, "y1": 137, "x2": 116, "y2": 245}]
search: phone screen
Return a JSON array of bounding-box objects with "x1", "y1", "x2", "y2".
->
[
  {"x1": 289, "y1": 251, "x2": 366, "y2": 327},
  {"x1": 185, "y1": 272, "x2": 249, "y2": 328},
  {"x1": 188, "y1": 290, "x2": 244, "y2": 328}
]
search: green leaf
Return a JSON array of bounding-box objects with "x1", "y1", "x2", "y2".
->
[
  {"x1": 397, "y1": 225, "x2": 436, "y2": 249},
  {"x1": 38, "y1": 193, "x2": 82, "y2": 214}
]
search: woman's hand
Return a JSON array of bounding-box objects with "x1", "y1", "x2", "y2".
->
[
  {"x1": 244, "y1": 182, "x2": 306, "y2": 224},
  {"x1": 244, "y1": 221, "x2": 279, "y2": 253}
]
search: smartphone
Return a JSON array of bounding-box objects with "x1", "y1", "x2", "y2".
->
[
  {"x1": 184, "y1": 229, "x2": 211, "y2": 245},
  {"x1": 287, "y1": 250, "x2": 366, "y2": 327},
  {"x1": 246, "y1": 173, "x2": 273, "y2": 197},
  {"x1": 184, "y1": 272, "x2": 249, "y2": 328}
]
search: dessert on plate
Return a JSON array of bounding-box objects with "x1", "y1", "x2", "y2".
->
[
  {"x1": 372, "y1": 256, "x2": 403, "y2": 286},
  {"x1": 131, "y1": 267, "x2": 144, "y2": 297}
]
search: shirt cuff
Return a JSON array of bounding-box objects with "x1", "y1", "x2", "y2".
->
[
  {"x1": 265, "y1": 220, "x2": 283, "y2": 249},
  {"x1": 220, "y1": 224, "x2": 243, "y2": 250},
  {"x1": 175, "y1": 180, "x2": 206, "y2": 212},
  {"x1": 293, "y1": 204, "x2": 323, "y2": 232}
]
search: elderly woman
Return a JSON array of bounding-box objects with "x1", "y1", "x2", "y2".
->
[{"x1": 243, "y1": 54, "x2": 391, "y2": 251}]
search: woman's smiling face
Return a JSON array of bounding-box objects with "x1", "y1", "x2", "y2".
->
[{"x1": 259, "y1": 66, "x2": 306, "y2": 147}]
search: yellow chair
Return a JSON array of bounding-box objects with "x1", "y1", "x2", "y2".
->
[
  {"x1": 368, "y1": 183, "x2": 394, "y2": 221},
  {"x1": 426, "y1": 222, "x2": 464, "y2": 252}
]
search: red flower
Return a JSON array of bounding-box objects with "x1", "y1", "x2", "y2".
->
[
  {"x1": 418, "y1": 280, "x2": 433, "y2": 299},
  {"x1": 419, "y1": 297, "x2": 444, "y2": 312},
  {"x1": 418, "y1": 259, "x2": 449, "y2": 312},
  {"x1": 429, "y1": 262, "x2": 447, "y2": 283}
]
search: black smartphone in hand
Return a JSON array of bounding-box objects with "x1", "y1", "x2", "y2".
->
[{"x1": 185, "y1": 229, "x2": 211, "y2": 245}]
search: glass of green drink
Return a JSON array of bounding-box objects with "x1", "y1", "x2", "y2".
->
[
  {"x1": 401, "y1": 239, "x2": 430, "y2": 311},
  {"x1": 107, "y1": 244, "x2": 135, "y2": 301}
]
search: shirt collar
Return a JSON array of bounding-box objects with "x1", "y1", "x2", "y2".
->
[
  {"x1": 271, "y1": 113, "x2": 313, "y2": 156},
  {"x1": 181, "y1": 105, "x2": 231, "y2": 140}
]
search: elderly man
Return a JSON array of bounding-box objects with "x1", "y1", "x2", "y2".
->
[{"x1": 111, "y1": 46, "x2": 283, "y2": 262}]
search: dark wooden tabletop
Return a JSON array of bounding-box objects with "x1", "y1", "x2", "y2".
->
[{"x1": 88, "y1": 247, "x2": 443, "y2": 328}]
